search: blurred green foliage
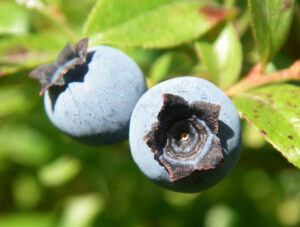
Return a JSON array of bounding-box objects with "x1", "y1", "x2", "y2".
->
[{"x1": 0, "y1": 0, "x2": 299, "y2": 226}]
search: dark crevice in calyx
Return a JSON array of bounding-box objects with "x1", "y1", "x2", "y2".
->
[
  {"x1": 29, "y1": 38, "x2": 89, "y2": 96},
  {"x1": 143, "y1": 94, "x2": 224, "y2": 181}
]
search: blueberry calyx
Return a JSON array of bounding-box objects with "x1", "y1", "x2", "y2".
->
[
  {"x1": 29, "y1": 38, "x2": 88, "y2": 96},
  {"x1": 143, "y1": 93, "x2": 224, "y2": 181}
]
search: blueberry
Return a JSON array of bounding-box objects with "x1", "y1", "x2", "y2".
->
[
  {"x1": 129, "y1": 77, "x2": 241, "y2": 193},
  {"x1": 30, "y1": 38, "x2": 147, "y2": 145}
]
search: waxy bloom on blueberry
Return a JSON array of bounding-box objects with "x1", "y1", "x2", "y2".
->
[
  {"x1": 129, "y1": 77, "x2": 241, "y2": 193},
  {"x1": 30, "y1": 38, "x2": 147, "y2": 146}
]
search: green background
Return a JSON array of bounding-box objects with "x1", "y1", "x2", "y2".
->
[{"x1": 0, "y1": 0, "x2": 299, "y2": 226}]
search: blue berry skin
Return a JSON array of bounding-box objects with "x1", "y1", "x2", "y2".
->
[
  {"x1": 44, "y1": 45, "x2": 147, "y2": 146},
  {"x1": 129, "y1": 77, "x2": 241, "y2": 193}
]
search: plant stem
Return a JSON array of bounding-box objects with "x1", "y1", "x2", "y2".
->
[{"x1": 225, "y1": 60, "x2": 300, "y2": 97}]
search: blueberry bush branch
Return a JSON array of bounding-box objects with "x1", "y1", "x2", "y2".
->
[{"x1": 226, "y1": 60, "x2": 300, "y2": 97}]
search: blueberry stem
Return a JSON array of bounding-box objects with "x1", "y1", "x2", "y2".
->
[{"x1": 226, "y1": 60, "x2": 300, "y2": 97}]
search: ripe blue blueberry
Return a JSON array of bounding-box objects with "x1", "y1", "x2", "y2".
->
[
  {"x1": 129, "y1": 77, "x2": 241, "y2": 193},
  {"x1": 30, "y1": 38, "x2": 147, "y2": 145}
]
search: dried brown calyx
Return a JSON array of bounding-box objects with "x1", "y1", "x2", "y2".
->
[
  {"x1": 29, "y1": 38, "x2": 89, "y2": 96},
  {"x1": 143, "y1": 94, "x2": 224, "y2": 181}
]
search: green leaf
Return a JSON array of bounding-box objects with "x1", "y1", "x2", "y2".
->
[
  {"x1": 243, "y1": 123, "x2": 266, "y2": 149},
  {"x1": 195, "y1": 23, "x2": 242, "y2": 89},
  {"x1": 0, "y1": 213, "x2": 56, "y2": 227},
  {"x1": 38, "y1": 156, "x2": 81, "y2": 187},
  {"x1": 12, "y1": 174, "x2": 42, "y2": 209},
  {"x1": 0, "y1": 31, "x2": 67, "y2": 76},
  {"x1": 0, "y1": 86, "x2": 33, "y2": 117},
  {"x1": 84, "y1": 0, "x2": 177, "y2": 36},
  {"x1": 149, "y1": 53, "x2": 173, "y2": 83},
  {"x1": 149, "y1": 50, "x2": 195, "y2": 79},
  {"x1": 233, "y1": 84, "x2": 300, "y2": 168},
  {"x1": 248, "y1": 0, "x2": 295, "y2": 66},
  {"x1": 59, "y1": 194, "x2": 105, "y2": 227},
  {"x1": 84, "y1": 0, "x2": 236, "y2": 48},
  {"x1": 0, "y1": 125, "x2": 53, "y2": 166},
  {"x1": 0, "y1": 2, "x2": 30, "y2": 35},
  {"x1": 53, "y1": 0, "x2": 96, "y2": 27}
]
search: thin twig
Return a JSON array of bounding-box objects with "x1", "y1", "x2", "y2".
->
[{"x1": 225, "y1": 60, "x2": 300, "y2": 97}]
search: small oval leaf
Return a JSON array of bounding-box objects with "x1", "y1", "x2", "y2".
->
[
  {"x1": 248, "y1": 0, "x2": 295, "y2": 66},
  {"x1": 233, "y1": 84, "x2": 300, "y2": 168},
  {"x1": 195, "y1": 23, "x2": 242, "y2": 89},
  {"x1": 84, "y1": 0, "x2": 237, "y2": 48},
  {"x1": 0, "y1": 2, "x2": 30, "y2": 35}
]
